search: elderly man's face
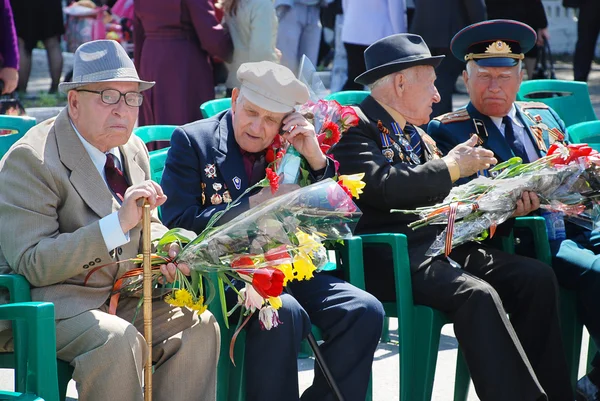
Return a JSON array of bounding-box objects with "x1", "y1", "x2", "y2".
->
[
  {"x1": 463, "y1": 62, "x2": 524, "y2": 117},
  {"x1": 399, "y1": 66, "x2": 440, "y2": 126},
  {"x1": 68, "y1": 82, "x2": 140, "y2": 152},
  {"x1": 231, "y1": 88, "x2": 287, "y2": 153}
]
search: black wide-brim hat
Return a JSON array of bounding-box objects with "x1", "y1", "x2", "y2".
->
[
  {"x1": 355, "y1": 34, "x2": 444, "y2": 86},
  {"x1": 451, "y1": 19, "x2": 537, "y2": 67}
]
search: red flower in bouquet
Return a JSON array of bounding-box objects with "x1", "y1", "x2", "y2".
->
[
  {"x1": 251, "y1": 267, "x2": 285, "y2": 298},
  {"x1": 340, "y1": 106, "x2": 359, "y2": 130},
  {"x1": 321, "y1": 120, "x2": 341, "y2": 146},
  {"x1": 232, "y1": 255, "x2": 255, "y2": 268},
  {"x1": 548, "y1": 143, "x2": 597, "y2": 165},
  {"x1": 266, "y1": 148, "x2": 276, "y2": 164},
  {"x1": 265, "y1": 167, "x2": 279, "y2": 194},
  {"x1": 327, "y1": 181, "x2": 357, "y2": 213},
  {"x1": 265, "y1": 245, "x2": 292, "y2": 263}
]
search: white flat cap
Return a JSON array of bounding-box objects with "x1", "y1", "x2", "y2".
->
[{"x1": 237, "y1": 61, "x2": 309, "y2": 113}]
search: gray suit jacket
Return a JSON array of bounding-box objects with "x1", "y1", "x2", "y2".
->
[
  {"x1": 410, "y1": 0, "x2": 486, "y2": 50},
  {"x1": 0, "y1": 108, "x2": 167, "y2": 320}
]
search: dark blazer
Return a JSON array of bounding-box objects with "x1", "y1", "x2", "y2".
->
[
  {"x1": 410, "y1": 0, "x2": 486, "y2": 50},
  {"x1": 161, "y1": 110, "x2": 334, "y2": 234},
  {"x1": 331, "y1": 96, "x2": 453, "y2": 280},
  {"x1": 485, "y1": 0, "x2": 548, "y2": 30}
]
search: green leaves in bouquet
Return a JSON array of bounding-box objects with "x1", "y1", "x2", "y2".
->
[{"x1": 155, "y1": 228, "x2": 194, "y2": 253}]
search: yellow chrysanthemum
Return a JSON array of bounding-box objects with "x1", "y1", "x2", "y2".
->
[
  {"x1": 165, "y1": 288, "x2": 193, "y2": 308},
  {"x1": 268, "y1": 296, "x2": 282, "y2": 310},
  {"x1": 296, "y1": 230, "x2": 322, "y2": 254},
  {"x1": 274, "y1": 263, "x2": 294, "y2": 286},
  {"x1": 338, "y1": 173, "x2": 366, "y2": 199},
  {"x1": 190, "y1": 297, "x2": 208, "y2": 314},
  {"x1": 292, "y1": 254, "x2": 317, "y2": 281}
]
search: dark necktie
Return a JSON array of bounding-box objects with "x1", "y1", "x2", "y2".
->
[
  {"x1": 404, "y1": 123, "x2": 423, "y2": 160},
  {"x1": 105, "y1": 153, "x2": 129, "y2": 201},
  {"x1": 502, "y1": 116, "x2": 529, "y2": 163},
  {"x1": 249, "y1": 154, "x2": 266, "y2": 186}
]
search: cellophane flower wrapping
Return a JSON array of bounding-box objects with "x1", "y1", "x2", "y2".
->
[
  {"x1": 174, "y1": 178, "x2": 361, "y2": 330},
  {"x1": 395, "y1": 143, "x2": 600, "y2": 257}
]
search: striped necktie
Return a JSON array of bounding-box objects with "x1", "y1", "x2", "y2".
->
[
  {"x1": 404, "y1": 123, "x2": 422, "y2": 160},
  {"x1": 105, "y1": 153, "x2": 130, "y2": 202}
]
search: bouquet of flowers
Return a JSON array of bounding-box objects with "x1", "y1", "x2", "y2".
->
[{"x1": 394, "y1": 143, "x2": 600, "y2": 257}]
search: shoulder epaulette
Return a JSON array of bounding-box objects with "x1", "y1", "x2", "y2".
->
[
  {"x1": 433, "y1": 109, "x2": 470, "y2": 124},
  {"x1": 516, "y1": 101, "x2": 549, "y2": 110}
]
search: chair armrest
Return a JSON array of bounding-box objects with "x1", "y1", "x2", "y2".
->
[
  {"x1": 0, "y1": 275, "x2": 31, "y2": 303},
  {"x1": 0, "y1": 302, "x2": 59, "y2": 401},
  {"x1": 328, "y1": 236, "x2": 366, "y2": 290}
]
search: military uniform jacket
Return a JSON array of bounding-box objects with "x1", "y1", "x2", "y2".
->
[
  {"x1": 160, "y1": 109, "x2": 335, "y2": 234},
  {"x1": 0, "y1": 108, "x2": 167, "y2": 320},
  {"x1": 429, "y1": 101, "x2": 568, "y2": 175},
  {"x1": 331, "y1": 95, "x2": 454, "y2": 272}
]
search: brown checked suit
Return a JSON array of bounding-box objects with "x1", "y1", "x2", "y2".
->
[{"x1": 0, "y1": 108, "x2": 219, "y2": 401}]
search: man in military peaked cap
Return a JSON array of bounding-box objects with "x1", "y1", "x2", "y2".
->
[
  {"x1": 429, "y1": 19, "x2": 600, "y2": 400},
  {"x1": 332, "y1": 31, "x2": 574, "y2": 401},
  {"x1": 161, "y1": 60, "x2": 385, "y2": 401}
]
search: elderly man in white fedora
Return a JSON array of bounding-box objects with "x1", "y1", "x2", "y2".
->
[
  {"x1": 0, "y1": 39, "x2": 219, "y2": 401},
  {"x1": 160, "y1": 60, "x2": 385, "y2": 401}
]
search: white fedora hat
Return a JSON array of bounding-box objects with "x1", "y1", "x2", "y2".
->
[{"x1": 59, "y1": 40, "x2": 154, "y2": 93}]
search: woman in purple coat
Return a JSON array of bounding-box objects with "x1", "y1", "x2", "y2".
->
[{"x1": 134, "y1": 0, "x2": 233, "y2": 127}]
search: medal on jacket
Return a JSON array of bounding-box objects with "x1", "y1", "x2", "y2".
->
[
  {"x1": 391, "y1": 122, "x2": 421, "y2": 165},
  {"x1": 380, "y1": 130, "x2": 395, "y2": 162}
]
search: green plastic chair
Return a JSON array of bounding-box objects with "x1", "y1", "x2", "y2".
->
[
  {"x1": 325, "y1": 90, "x2": 370, "y2": 105},
  {"x1": 516, "y1": 80, "x2": 597, "y2": 127},
  {"x1": 507, "y1": 216, "x2": 591, "y2": 389},
  {"x1": 0, "y1": 275, "x2": 63, "y2": 401},
  {"x1": 358, "y1": 233, "x2": 470, "y2": 401},
  {"x1": 134, "y1": 125, "x2": 177, "y2": 153},
  {"x1": 149, "y1": 148, "x2": 169, "y2": 184},
  {"x1": 209, "y1": 237, "x2": 373, "y2": 401},
  {"x1": 200, "y1": 98, "x2": 232, "y2": 119},
  {"x1": 566, "y1": 120, "x2": 600, "y2": 151},
  {"x1": 0, "y1": 115, "x2": 37, "y2": 158}
]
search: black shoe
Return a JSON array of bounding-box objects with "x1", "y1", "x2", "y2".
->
[{"x1": 577, "y1": 375, "x2": 600, "y2": 401}]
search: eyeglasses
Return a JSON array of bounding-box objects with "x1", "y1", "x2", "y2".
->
[{"x1": 76, "y1": 89, "x2": 144, "y2": 107}]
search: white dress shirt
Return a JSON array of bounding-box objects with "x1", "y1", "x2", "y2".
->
[
  {"x1": 71, "y1": 120, "x2": 130, "y2": 252},
  {"x1": 489, "y1": 105, "x2": 539, "y2": 162}
]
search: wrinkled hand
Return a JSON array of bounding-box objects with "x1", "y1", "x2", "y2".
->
[
  {"x1": 281, "y1": 112, "x2": 327, "y2": 171},
  {"x1": 0, "y1": 67, "x2": 18, "y2": 94},
  {"x1": 118, "y1": 180, "x2": 167, "y2": 233},
  {"x1": 536, "y1": 28, "x2": 550, "y2": 46},
  {"x1": 512, "y1": 191, "x2": 540, "y2": 217},
  {"x1": 249, "y1": 183, "x2": 300, "y2": 208},
  {"x1": 446, "y1": 135, "x2": 497, "y2": 178},
  {"x1": 159, "y1": 242, "x2": 190, "y2": 283}
]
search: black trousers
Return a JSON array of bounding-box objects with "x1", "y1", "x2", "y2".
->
[
  {"x1": 410, "y1": 243, "x2": 573, "y2": 401},
  {"x1": 342, "y1": 43, "x2": 368, "y2": 91},
  {"x1": 574, "y1": 0, "x2": 600, "y2": 82}
]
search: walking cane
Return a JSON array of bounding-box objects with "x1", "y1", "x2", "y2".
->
[
  {"x1": 285, "y1": 287, "x2": 345, "y2": 401},
  {"x1": 142, "y1": 201, "x2": 153, "y2": 401}
]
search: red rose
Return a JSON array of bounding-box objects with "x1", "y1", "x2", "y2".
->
[
  {"x1": 251, "y1": 268, "x2": 285, "y2": 298},
  {"x1": 340, "y1": 106, "x2": 359, "y2": 130}
]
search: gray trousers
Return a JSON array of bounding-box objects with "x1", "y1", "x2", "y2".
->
[
  {"x1": 0, "y1": 298, "x2": 220, "y2": 401},
  {"x1": 276, "y1": 3, "x2": 322, "y2": 74}
]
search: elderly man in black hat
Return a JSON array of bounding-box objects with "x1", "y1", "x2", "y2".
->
[
  {"x1": 331, "y1": 33, "x2": 574, "y2": 400},
  {"x1": 430, "y1": 19, "x2": 600, "y2": 400}
]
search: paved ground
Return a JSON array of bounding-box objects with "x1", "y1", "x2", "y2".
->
[{"x1": 7, "y1": 50, "x2": 599, "y2": 400}]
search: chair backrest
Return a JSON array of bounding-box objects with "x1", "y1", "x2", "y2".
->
[
  {"x1": 0, "y1": 115, "x2": 37, "y2": 158},
  {"x1": 200, "y1": 98, "x2": 232, "y2": 119},
  {"x1": 149, "y1": 148, "x2": 169, "y2": 184},
  {"x1": 134, "y1": 125, "x2": 178, "y2": 150},
  {"x1": 566, "y1": 120, "x2": 600, "y2": 150},
  {"x1": 325, "y1": 90, "x2": 370, "y2": 106},
  {"x1": 517, "y1": 79, "x2": 597, "y2": 127}
]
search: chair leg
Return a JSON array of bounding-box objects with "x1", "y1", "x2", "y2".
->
[
  {"x1": 56, "y1": 361, "x2": 73, "y2": 401},
  {"x1": 559, "y1": 289, "x2": 584, "y2": 387},
  {"x1": 380, "y1": 317, "x2": 390, "y2": 343},
  {"x1": 410, "y1": 306, "x2": 445, "y2": 401},
  {"x1": 453, "y1": 348, "x2": 470, "y2": 401}
]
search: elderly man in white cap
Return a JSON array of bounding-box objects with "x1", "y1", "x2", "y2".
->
[
  {"x1": 161, "y1": 60, "x2": 384, "y2": 401},
  {"x1": 0, "y1": 40, "x2": 219, "y2": 401}
]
